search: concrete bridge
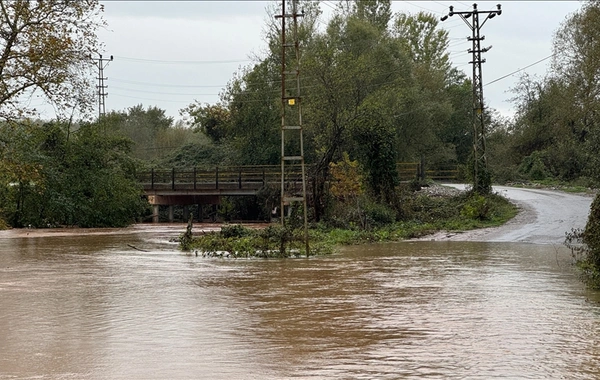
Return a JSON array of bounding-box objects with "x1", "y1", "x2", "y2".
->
[
  {"x1": 138, "y1": 166, "x2": 304, "y2": 222},
  {"x1": 138, "y1": 164, "x2": 458, "y2": 222}
]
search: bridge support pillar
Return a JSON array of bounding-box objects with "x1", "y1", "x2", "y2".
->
[
  {"x1": 152, "y1": 205, "x2": 159, "y2": 223},
  {"x1": 168, "y1": 206, "x2": 174, "y2": 223}
]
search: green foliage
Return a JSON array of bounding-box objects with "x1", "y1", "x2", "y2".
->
[
  {"x1": 103, "y1": 104, "x2": 199, "y2": 162},
  {"x1": 566, "y1": 193, "x2": 600, "y2": 289},
  {"x1": 499, "y1": 2, "x2": 600, "y2": 185},
  {"x1": 394, "y1": 11, "x2": 451, "y2": 74},
  {"x1": 159, "y1": 137, "x2": 229, "y2": 169},
  {"x1": 519, "y1": 151, "x2": 549, "y2": 180},
  {"x1": 179, "y1": 217, "x2": 194, "y2": 251},
  {"x1": 186, "y1": 224, "x2": 316, "y2": 258},
  {"x1": 221, "y1": 224, "x2": 252, "y2": 239},
  {"x1": 216, "y1": 198, "x2": 236, "y2": 222},
  {"x1": 0, "y1": 1, "x2": 104, "y2": 120},
  {"x1": 191, "y1": 2, "x2": 469, "y2": 221},
  {"x1": 184, "y1": 187, "x2": 517, "y2": 258},
  {"x1": 583, "y1": 194, "x2": 600, "y2": 269},
  {"x1": 362, "y1": 200, "x2": 396, "y2": 228},
  {"x1": 0, "y1": 120, "x2": 147, "y2": 228},
  {"x1": 461, "y1": 194, "x2": 491, "y2": 221},
  {"x1": 352, "y1": 104, "x2": 399, "y2": 201},
  {"x1": 181, "y1": 102, "x2": 231, "y2": 143},
  {"x1": 403, "y1": 193, "x2": 460, "y2": 223}
]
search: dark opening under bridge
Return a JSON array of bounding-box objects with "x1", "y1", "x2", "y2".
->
[{"x1": 138, "y1": 164, "x2": 458, "y2": 222}]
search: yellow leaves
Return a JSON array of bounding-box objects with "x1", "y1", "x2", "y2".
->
[
  {"x1": 329, "y1": 152, "x2": 364, "y2": 201},
  {"x1": 0, "y1": 0, "x2": 103, "y2": 120}
]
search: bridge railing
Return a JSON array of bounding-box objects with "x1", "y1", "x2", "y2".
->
[
  {"x1": 139, "y1": 165, "x2": 305, "y2": 191},
  {"x1": 139, "y1": 163, "x2": 459, "y2": 191}
]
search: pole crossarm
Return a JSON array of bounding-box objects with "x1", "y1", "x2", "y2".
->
[{"x1": 441, "y1": 3, "x2": 501, "y2": 194}]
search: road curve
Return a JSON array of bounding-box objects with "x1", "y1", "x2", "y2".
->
[{"x1": 436, "y1": 185, "x2": 595, "y2": 245}]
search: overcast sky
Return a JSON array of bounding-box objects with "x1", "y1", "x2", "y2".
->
[{"x1": 38, "y1": 1, "x2": 583, "y2": 121}]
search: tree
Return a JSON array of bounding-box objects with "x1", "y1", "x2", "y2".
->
[
  {"x1": 0, "y1": 120, "x2": 147, "y2": 228},
  {"x1": 0, "y1": 0, "x2": 104, "y2": 120},
  {"x1": 393, "y1": 11, "x2": 457, "y2": 171},
  {"x1": 181, "y1": 102, "x2": 230, "y2": 143},
  {"x1": 553, "y1": 1, "x2": 600, "y2": 182},
  {"x1": 302, "y1": 3, "x2": 412, "y2": 217},
  {"x1": 104, "y1": 104, "x2": 195, "y2": 161},
  {"x1": 352, "y1": 0, "x2": 392, "y2": 33},
  {"x1": 394, "y1": 11, "x2": 451, "y2": 75},
  {"x1": 504, "y1": 2, "x2": 599, "y2": 183},
  {"x1": 207, "y1": 0, "x2": 321, "y2": 166},
  {"x1": 351, "y1": 102, "x2": 398, "y2": 201}
]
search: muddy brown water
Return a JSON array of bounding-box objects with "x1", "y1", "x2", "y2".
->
[{"x1": 1, "y1": 224, "x2": 600, "y2": 379}]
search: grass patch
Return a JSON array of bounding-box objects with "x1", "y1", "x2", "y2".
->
[{"x1": 181, "y1": 190, "x2": 518, "y2": 258}]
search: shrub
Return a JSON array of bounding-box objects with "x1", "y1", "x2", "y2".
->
[
  {"x1": 461, "y1": 193, "x2": 491, "y2": 221},
  {"x1": 363, "y1": 201, "x2": 396, "y2": 228},
  {"x1": 221, "y1": 224, "x2": 251, "y2": 238}
]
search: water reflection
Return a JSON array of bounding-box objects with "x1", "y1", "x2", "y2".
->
[{"x1": 0, "y1": 230, "x2": 599, "y2": 379}]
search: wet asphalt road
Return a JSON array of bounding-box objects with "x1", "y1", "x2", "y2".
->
[{"x1": 443, "y1": 185, "x2": 594, "y2": 244}]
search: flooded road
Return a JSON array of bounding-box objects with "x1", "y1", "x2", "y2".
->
[
  {"x1": 1, "y1": 188, "x2": 600, "y2": 379},
  {"x1": 439, "y1": 185, "x2": 595, "y2": 244}
]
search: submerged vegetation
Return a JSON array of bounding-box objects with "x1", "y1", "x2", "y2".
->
[
  {"x1": 1, "y1": 0, "x2": 600, "y2": 289},
  {"x1": 180, "y1": 188, "x2": 518, "y2": 257},
  {"x1": 565, "y1": 194, "x2": 600, "y2": 289}
]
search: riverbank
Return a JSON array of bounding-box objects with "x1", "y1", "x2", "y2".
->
[
  {"x1": 182, "y1": 186, "x2": 519, "y2": 257},
  {"x1": 4, "y1": 184, "x2": 589, "y2": 250}
]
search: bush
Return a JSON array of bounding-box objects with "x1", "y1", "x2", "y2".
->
[
  {"x1": 519, "y1": 151, "x2": 549, "y2": 181},
  {"x1": 221, "y1": 224, "x2": 251, "y2": 238},
  {"x1": 363, "y1": 201, "x2": 396, "y2": 228},
  {"x1": 461, "y1": 193, "x2": 491, "y2": 221},
  {"x1": 402, "y1": 194, "x2": 460, "y2": 223}
]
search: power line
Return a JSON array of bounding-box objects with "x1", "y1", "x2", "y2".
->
[
  {"x1": 403, "y1": 1, "x2": 444, "y2": 14},
  {"x1": 110, "y1": 92, "x2": 196, "y2": 104},
  {"x1": 485, "y1": 54, "x2": 553, "y2": 86},
  {"x1": 111, "y1": 78, "x2": 226, "y2": 88},
  {"x1": 111, "y1": 85, "x2": 220, "y2": 97},
  {"x1": 321, "y1": 1, "x2": 336, "y2": 11},
  {"x1": 115, "y1": 55, "x2": 252, "y2": 65}
]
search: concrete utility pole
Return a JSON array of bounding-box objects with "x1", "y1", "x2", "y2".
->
[
  {"x1": 91, "y1": 54, "x2": 113, "y2": 119},
  {"x1": 441, "y1": 4, "x2": 501, "y2": 194},
  {"x1": 275, "y1": 0, "x2": 309, "y2": 256}
]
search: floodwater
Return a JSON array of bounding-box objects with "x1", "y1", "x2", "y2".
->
[{"x1": 1, "y1": 225, "x2": 599, "y2": 379}]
